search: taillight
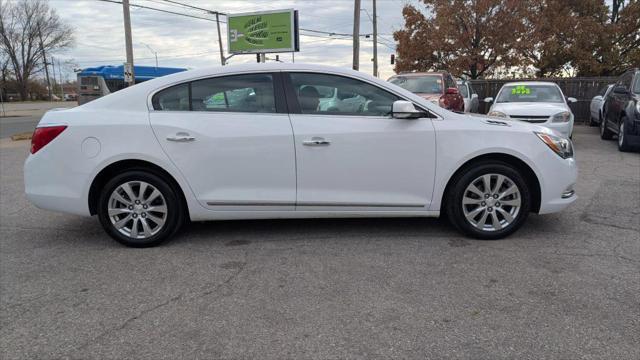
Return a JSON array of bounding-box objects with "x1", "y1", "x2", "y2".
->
[{"x1": 30, "y1": 126, "x2": 67, "y2": 154}]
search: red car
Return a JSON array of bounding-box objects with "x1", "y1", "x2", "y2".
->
[{"x1": 388, "y1": 71, "x2": 464, "y2": 111}]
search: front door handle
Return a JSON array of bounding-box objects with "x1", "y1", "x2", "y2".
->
[
  {"x1": 303, "y1": 137, "x2": 331, "y2": 146},
  {"x1": 166, "y1": 132, "x2": 195, "y2": 142}
]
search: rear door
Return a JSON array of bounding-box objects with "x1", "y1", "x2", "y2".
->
[
  {"x1": 149, "y1": 72, "x2": 296, "y2": 210},
  {"x1": 284, "y1": 72, "x2": 437, "y2": 210}
]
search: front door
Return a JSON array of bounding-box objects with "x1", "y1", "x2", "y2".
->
[
  {"x1": 149, "y1": 72, "x2": 296, "y2": 210},
  {"x1": 285, "y1": 72, "x2": 437, "y2": 210}
]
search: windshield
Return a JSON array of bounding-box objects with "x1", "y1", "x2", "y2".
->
[
  {"x1": 634, "y1": 76, "x2": 640, "y2": 94},
  {"x1": 496, "y1": 84, "x2": 564, "y2": 103},
  {"x1": 389, "y1": 75, "x2": 443, "y2": 94}
]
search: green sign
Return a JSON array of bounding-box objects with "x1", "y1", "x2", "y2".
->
[{"x1": 227, "y1": 9, "x2": 299, "y2": 54}]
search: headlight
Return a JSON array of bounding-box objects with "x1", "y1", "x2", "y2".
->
[
  {"x1": 636, "y1": 101, "x2": 640, "y2": 114},
  {"x1": 551, "y1": 111, "x2": 571, "y2": 123},
  {"x1": 535, "y1": 132, "x2": 573, "y2": 159},
  {"x1": 488, "y1": 110, "x2": 507, "y2": 118}
]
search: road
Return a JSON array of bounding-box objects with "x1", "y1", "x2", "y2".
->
[
  {"x1": 0, "y1": 115, "x2": 41, "y2": 138},
  {"x1": 1, "y1": 126, "x2": 639, "y2": 359},
  {"x1": 0, "y1": 101, "x2": 76, "y2": 138}
]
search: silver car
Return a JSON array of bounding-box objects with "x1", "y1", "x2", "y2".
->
[{"x1": 457, "y1": 79, "x2": 479, "y2": 113}]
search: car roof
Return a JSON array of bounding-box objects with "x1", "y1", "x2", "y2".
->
[
  {"x1": 502, "y1": 81, "x2": 558, "y2": 86},
  {"x1": 390, "y1": 72, "x2": 446, "y2": 78}
]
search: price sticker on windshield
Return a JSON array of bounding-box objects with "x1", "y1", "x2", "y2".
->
[{"x1": 511, "y1": 85, "x2": 531, "y2": 95}]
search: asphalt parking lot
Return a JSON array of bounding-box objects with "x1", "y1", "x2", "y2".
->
[{"x1": 0, "y1": 125, "x2": 638, "y2": 359}]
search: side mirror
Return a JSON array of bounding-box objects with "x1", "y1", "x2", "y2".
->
[
  {"x1": 391, "y1": 100, "x2": 425, "y2": 119},
  {"x1": 567, "y1": 97, "x2": 577, "y2": 103},
  {"x1": 484, "y1": 97, "x2": 494, "y2": 103},
  {"x1": 445, "y1": 87, "x2": 459, "y2": 95},
  {"x1": 613, "y1": 86, "x2": 628, "y2": 94},
  {"x1": 471, "y1": 93, "x2": 478, "y2": 99}
]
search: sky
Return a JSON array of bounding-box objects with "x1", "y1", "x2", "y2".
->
[{"x1": 48, "y1": 0, "x2": 415, "y2": 82}]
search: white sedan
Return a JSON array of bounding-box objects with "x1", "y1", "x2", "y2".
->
[
  {"x1": 484, "y1": 81, "x2": 577, "y2": 138},
  {"x1": 24, "y1": 64, "x2": 578, "y2": 247},
  {"x1": 589, "y1": 84, "x2": 613, "y2": 126}
]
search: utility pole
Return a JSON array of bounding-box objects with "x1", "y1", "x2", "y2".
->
[
  {"x1": 122, "y1": 0, "x2": 135, "y2": 86},
  {"x1": 372, "y1": 0, "x2": 378, "y2": 77},
  {"x1": 215, "y1": 12, "x2": 225, "y2": 65},
  {"x1": 37, "y1": 26, "x2": 52, "y2": 101},
  {"x1": 352, "y1": 0, "x2": 360, "y2": 71},
  {"x1": 57, "y1": 58, "x2": 64, "y2": 98}
]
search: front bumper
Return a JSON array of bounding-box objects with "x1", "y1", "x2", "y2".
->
[{"x1": 537, "y1": 156, "x2": 578, "y2": 214}]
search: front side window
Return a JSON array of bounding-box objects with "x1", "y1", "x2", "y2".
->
[
  {"x1": 496, "y1": 85, "x2": 564, "y2": 103},
  {"x1": 152, "y1": 83, "x2": 189, "y2": 111},
  {"x1": 390, "y1": 75, "x2": 443, "y2": 94},
  {"x1": 191, "y1": 73, "x2": 276, "y2": 113},
  {"x1": 289, "y1": 73, "x2": 400, "y2": 116}
]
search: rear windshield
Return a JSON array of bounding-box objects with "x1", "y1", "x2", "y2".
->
[
  {"x1": 496, "y1": 84, "x2": 564, "y2": 103},
  {"x1": 389, "y1": 75, "x2": 443, "y2": 94}
]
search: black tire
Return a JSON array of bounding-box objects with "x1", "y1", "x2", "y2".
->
[
  {"x1": 446, "y1": 161, "x2": 531, "y2": 240},
  {"x1": 600, "y1": 116, "x2": 614, "y2": 140},
  {"x1": 98, "y1": 170, "x2": 184, "y2": 247},
  {"x1": 617, "y1": 116, "x2": 632, "y2": 152}
]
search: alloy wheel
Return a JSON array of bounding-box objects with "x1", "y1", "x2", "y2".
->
[
  {"x1": 462, "y1": 174, "x2": 521, "y2": 232},
  {"x1": 107, "y1": 181, "x2": 168, "y2": 239},
  {"x1": 618, "y1": 123, "x2": 625, "y2": 147}
]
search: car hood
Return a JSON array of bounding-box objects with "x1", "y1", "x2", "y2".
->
[
  {"x1": 490, "y1": 102, "x2": 569, "y2": 116},
  {"x1": 464, "y1": 112, "x2": 558, "y2": 135}
]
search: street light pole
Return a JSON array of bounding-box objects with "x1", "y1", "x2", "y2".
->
[
  {"x1": 352, "y1": 0, "x2": 361, "y2": 71},
  {"x1": 122, "y1": 0, "x2": 135, "y2": 86},
  {"x1": 372, "y1": 0, "x2": 378, "y2": 77}
]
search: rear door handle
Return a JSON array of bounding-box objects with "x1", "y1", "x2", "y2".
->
[
  {"x1": 303, "y1": 137, "x2": 331, "y2": 146},
  {"x1": 166, "y1": 132, "x2": 195, "y2": 142}
]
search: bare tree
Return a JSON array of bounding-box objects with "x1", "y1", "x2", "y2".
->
[{"x1": 0, "y1": 0, "x2": 74, "y2": 100}]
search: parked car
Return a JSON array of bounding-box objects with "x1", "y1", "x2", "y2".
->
[
  {"x1": 457, "y1": 78, "x2": 479, "y2": 113},
  {"x1": 388, "y1": 71, "x2": 464, "y2": 111},
  {"x1": 601, "y1": 68, "x2": 640, "y2": 151},
  {"x1": 25, "y1": 64, "x2": 577, "y2": 247},
  {"x1": 590, "y1": 84, "x2": 614, "y2": 126},
  {"x1": 484, "y1": 81, "x2": 577, "y2": 138}
]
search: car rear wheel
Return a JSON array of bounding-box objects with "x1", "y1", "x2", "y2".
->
[
  {"x1": 98, "y1": 170, "x2": 184, "y2": 247},
  {"x1": 600, "y1": 117, "x2": 614, "y2": 140},
  {"x1": 446, "y1": 162, "x2": 531, "y2": 240},
  {"x1": 618, "y1": 117, "x2": 632, "y2": 152}
]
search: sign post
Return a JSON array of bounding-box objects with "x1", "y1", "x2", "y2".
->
[{"x1": 227, "y1": 9, "x2": 299, "y2": 58}]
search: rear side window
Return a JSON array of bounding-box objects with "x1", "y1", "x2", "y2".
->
[
  {"x1": 152, "y1": 83, "x2": 189, "y2": 111},
  {"x1": 191, "y1": 74, "x2": 276, "y2": 113}
]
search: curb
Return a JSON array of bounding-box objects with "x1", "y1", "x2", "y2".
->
[{"x1": 11, "y1": 132, "x2": 32, "y2": 141}]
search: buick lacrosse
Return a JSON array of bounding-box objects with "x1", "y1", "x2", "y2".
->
[{"x1": 24, "y1": 64, "x2": 577, "y2": 247}]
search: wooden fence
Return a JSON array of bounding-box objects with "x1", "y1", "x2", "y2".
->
[{"x1": 469, "y1": 77, "x2": 619, "y2": 123}]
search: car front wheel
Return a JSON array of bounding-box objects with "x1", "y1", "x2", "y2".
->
[
  {"x1": 446, "y1": 162, "x2": 531, "y2": 239},
  {"x1": 618, "y1": 117, "x2": 632, "y2": 152},
  {"x1": 98, "y1": 170, "x2": 184, "y2": 247}
]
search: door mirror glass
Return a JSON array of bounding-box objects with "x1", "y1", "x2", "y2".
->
[
  {"x1": 484, "y1": 97, "x2": 494, "y2": 103},
  {"x1": 391, "y1": 100, "x2": 425, "y2": 119},
  {"x1": 613, "y1": 85, "x2": 628, "y2": 94}
]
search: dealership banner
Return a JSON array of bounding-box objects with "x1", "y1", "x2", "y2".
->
[{"x1": 227, "y1": 9, "x2": 300, "y2": 54}]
